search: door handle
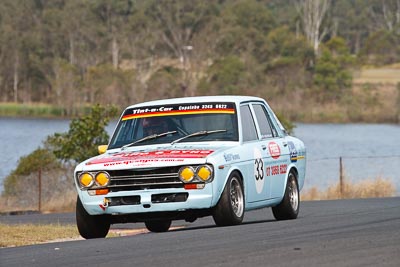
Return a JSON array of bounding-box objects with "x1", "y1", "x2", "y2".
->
[
  {"x1": 262, "y1": 145, "x2": 266, "y2": 150},
  {"x1": 282, "y1": 142, "x2": 288, "y2": 147}
]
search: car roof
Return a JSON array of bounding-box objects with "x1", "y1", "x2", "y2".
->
[{"x1": 126, "y1": 95, "x2": 266, "y2": 109}]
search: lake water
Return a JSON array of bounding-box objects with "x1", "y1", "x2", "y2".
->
[{"x1": 0, "y1": 118, "x2": 399, "y2": 194}]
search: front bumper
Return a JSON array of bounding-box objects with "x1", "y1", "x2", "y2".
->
[{"x1": 78, "y1": 183, "x2": 214, "y2": 217}]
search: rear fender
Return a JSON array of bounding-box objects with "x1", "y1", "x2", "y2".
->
[{"x1": 280, "y1": 165, "x2": 299, "y2": 199}]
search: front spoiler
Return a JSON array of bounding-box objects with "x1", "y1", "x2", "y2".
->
[
  {"x1": 109, "y1": 208, "x2": 213, "y2": 224},
  {"x1": 78, "y1": 184, "x2": 215, "y2": 218}
]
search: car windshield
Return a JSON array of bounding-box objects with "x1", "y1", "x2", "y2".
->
[{"x1": 108, "y1": 102, "x2": 239, "y2": 149}]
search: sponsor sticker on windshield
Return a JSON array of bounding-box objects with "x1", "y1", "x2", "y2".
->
[
  {"x1": 86, "y1": 149, "x2": 215, "y2": 165},
  {"x1": 122, "y1": 102, "x2": 235, "y2": 121}
]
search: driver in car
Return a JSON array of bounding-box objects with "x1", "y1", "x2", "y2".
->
[{"x1": 142, "y1": 117, "x2": 170, "y2": 136}]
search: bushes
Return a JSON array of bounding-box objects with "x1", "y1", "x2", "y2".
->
[
  {"x1": 45, "y1": 104, "x2": 118, "y2": 163},
  {"x1": 312, "y1": 37, "x2": 354, "y2": 101},
  {"x1": 1, "y1": 105, "x2": 117, "y2": 211},
  {"x1": 2, "y1": 149, "x2": 61, "y2": 196}
]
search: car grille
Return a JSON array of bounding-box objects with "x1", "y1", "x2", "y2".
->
[{"x1": 107, "y1": 167, "x2": 184, "y2": 192}]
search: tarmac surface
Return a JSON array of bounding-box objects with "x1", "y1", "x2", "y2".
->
[{"x1": 1, "y1": 197, "x2": 400, "y2": 266}]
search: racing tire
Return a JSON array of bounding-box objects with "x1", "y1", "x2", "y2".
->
[
  {"x1": 212, "y1": 171, "x2": 245, "y2": 226},
  {"x1": 144, "y1": 220, "x2": 172, "y2": 232},
  {"x1": 76, "y1": 196, "x2": 111, "y2": 239},
  {"x1": 272, "y1": 172, "x2": 299, "y2": 220}
]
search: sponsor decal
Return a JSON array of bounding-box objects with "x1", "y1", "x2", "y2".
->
[
  {"x1": 254, "y1": 148, "x2": 264, "y2": 194},
  {"x1": 86, "y1": 149, "x2": 214, "y2": 166},
  {"x1": 223, "y1": 153, "x2": 240, "y2": 162},
  {"x1": 268, "y1": 142, "x2": 281, "y2": 159},
  {"x1": 266, "y1": 164, "x2": 287, "y2": 176},
  {"x1": 287, "y1": 141, "x2": 305, "y2": 161},
  {"x1": 122, "y1": 102, "x2": 235, "y2": 121},
  {"x1": 102, "y1": 158, "x2": 185, "y2": 167},
  {"x1": 287, "y1": 141, "x2": 298, "y2": 162}
]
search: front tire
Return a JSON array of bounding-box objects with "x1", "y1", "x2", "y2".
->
[
  {"x1": 213, "y1": 171, "x2": 245, "y2": 226},
  {"x1": 76, "y1": 196, "x2": 110, "y2": 239},
  {"x1": 272, "y1": 172, "x2": 299, "y2": 220},
  {"x1": 144, "y1": 220, "x2": 172, "y2": 232}
]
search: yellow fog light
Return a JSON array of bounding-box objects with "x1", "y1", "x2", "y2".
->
[
  {"x1": 79, "y1": 173, "x2": 94, "y2": 188},
  {"x1": 179, "y1": 166, "x2": 195, "y2": 183},
  {"x1": 95, "y1": 172, "x2": 110, "y2": 186},
  {"x1": 197, "y1": 165, "x2": 213, "y2": 182}
]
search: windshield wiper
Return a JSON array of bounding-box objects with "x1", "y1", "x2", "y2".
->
[
  {"x1": 121, "y1": 131, "x2": 177, "y2": 149},
  {"x1": 171, "y1": 129, "x2": 226, "y2": 145}
]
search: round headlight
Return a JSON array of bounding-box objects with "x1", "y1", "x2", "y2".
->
[
  {"x1": 79, "y1": 172, "x2": 94, "y2": 188},
  {"x1": 197, "y1": 165, "x2": 213, "y2": 182},
  {"x1": 95, "y1": 172, "x2": 110, "y2": 186},
  {"x1": 179, "y1": 166, "x2": 195, "y2": 183}
]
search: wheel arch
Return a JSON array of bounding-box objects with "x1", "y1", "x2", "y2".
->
[
  {"x1": 282, "y1": 166, "x2": 299, "y2": 195},
  {"x1": 271, "y1": 166, "x2": 300, "y2": 220},
  {"x1": 290, "y1": 166, "x2": 299, "y2": 183},
  {"x1": 289, "y1": 166, "x2": 299, "y2": 182},
  {"x1": 212, "y1": 168, "x2": 245, "y2": 226},
  {"x1": 212, "y1": 166, "x2": 245, "y2": 207}
]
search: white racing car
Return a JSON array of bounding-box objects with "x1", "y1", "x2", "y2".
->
[{"x1": 74, "y1": 96, "x2": 306, "y2": 238}]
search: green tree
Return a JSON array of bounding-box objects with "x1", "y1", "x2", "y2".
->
[
  {"x1": 313, "y1": 37, "x2": 354, "y2": 101},
  {"x1": 2, "y1": 104, "x2": 118, "y2": 199},
  {"x1": 47, "y1": 58, "x2": 81, "y2": 116},
  {"x1": 263, "y1": 26, "x2": 314, "y2": 93},
  {"x1": 294, "y1": 0, "x2": 331, "y2": 56},
  {"x1": 146, "y1": 67, "x2": 183, "y2": 100},
  {"x1": 144, "y1": 0, "x2": 220, "y2": 95},
  {"x1": 90, "y1": 0, "x2": 135, "y2": 68},
  {"x1": 368, "y1": 0, "x2": 400, "y2": 34},
  {"x1": 198, "y1": 56, "x2": 247, "y2": 95},
  {"x1": 0, "y1": 0, "x2": 44, "y2": 102},
  {"x1": 226, "y1": 0, "x2": 275, "y2": 33},
  {"x1": 215, "y1": 0, "x2": 275, "y2": 59},
  {"x1": 331, "y1": 0, "x2": 373, "y2": 54},
  {"x1": 360, "y1": 30, "x2": 400, "y2": 65},
  {"x1": 84, "y1": 64, "x2": 136, "y2": 106},
  {"x1": 276, "y1": 113, "x2": 295, "y2": 135},
  {"x1": 45, "y1": 104, "x2": 118, "y2": 163}
]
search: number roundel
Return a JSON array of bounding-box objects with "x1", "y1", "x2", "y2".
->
[{"x1": 253, "y1": 148, "x2": 264, "y2": 194}]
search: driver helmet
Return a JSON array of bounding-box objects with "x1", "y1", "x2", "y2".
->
[{"x1": 142, "y1": 117, "x2": 168, "y2": 135}]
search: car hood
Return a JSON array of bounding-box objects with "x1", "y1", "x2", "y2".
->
[{"x1": 76, "y1": 144, "x2": 235, "y2": 172}]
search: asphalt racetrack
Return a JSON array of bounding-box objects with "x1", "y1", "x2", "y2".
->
[{"x1": 1, "y1": 197, "x2": 400, "y2": 266}]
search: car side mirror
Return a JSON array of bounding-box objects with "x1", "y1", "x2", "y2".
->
[{"x1": 98, "y1": 145, "x2": 108, "y2": 154}]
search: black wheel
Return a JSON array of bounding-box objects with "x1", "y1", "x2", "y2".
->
[
  {"x1": 212, "y1": 171, "x2": 245, "y2": 226},
  {"x1": 272, "y1": 172, "x2": 299, "y2": 220},
  {"x1": 144, "y1": 220, "x2": 172, "y2": 232},
  {"x1": 76, "y1": 196, "x2": 110, "y2": 239}
]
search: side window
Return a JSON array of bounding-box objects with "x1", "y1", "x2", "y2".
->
[
  {"x1": 253, "y1": 104, "x2": 274, "y2": 139},
  {"x1": 240, "y1": 105, "x2": 258, "y2": 142}
]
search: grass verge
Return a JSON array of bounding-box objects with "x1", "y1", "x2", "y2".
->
[
  {"x1": 301, "y1": 177, "x2": 396, "y2": 201},
  {"x1": 0, "y1": 102, "x2": 66, "y2": 118},
  {"x1": 0, "y1": 223, "x2": 129, "y2": 248},
  {"x1": 0, "y1": 102, "x2": 95, "y2": 118},
  {"x1": 0, "y1": 223, "x2": 80, "y2": 247}
]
